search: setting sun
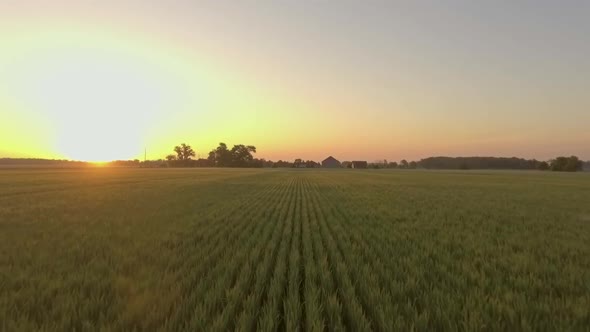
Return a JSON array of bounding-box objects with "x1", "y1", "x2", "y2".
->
[
  {"x1": 0, "y1": 26, "x2": 189, "y2": 161},
  {"x1": 30, "y1": 51, "x2": 167, "y2": 161}
]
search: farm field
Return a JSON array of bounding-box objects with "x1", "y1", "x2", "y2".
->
[{"x1": 1, "y1": 168, "x2": 589, "y2": 331}]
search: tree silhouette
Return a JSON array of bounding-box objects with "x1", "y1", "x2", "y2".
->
[
  {"x1": 231, "y1": 144, "x2": 257, "y2": 167},
  {"x1": 551, "y1": 156, "x2": 582, "y2": 172},
  {"x1": 210, "y1": 143, "x2": 232, "y2": 167},
  {"x1": 206, "y1": 143, "x2": 258, "y2": 167},
  {"x1": 173, "y1": 143, "x2": 195, "y2": 161},
  {"x1": 207, "y1": 150, "x2": 216, "y2": 164},
  {"x1": 538, "y1": 161, "x2": 549, "y2": 170},
  {"x1": 418, "y1": 156, "x2": 551, "y2": 170},
  {"x1": 400, "y1": 159, "x2": 409, "y2": 169}
]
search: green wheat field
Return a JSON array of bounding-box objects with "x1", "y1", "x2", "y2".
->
[{"x1": 1, "y1": 168, "x2": 589, "y2": 331}]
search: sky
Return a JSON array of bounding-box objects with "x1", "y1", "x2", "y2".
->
[{"x1": 0, "y1": 0, "x2": 589, "y2": 162}]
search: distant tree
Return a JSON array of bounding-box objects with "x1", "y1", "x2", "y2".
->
[
  {"x1": 272, "y1": 160, "x2": 293, "y2": 168},
  {"x1": 418, "y1": 156, "x2": 556, "y2": 170},
  {"x1": 259, "y1": 159, "x2": 274, "y2": 168},
  {"x1": 173, "y1": 143, "x2": 196, "y2": 161},
  {"x1": 305, "y1": 160, "x2": 320, "y2": 168},
  {"x1": 388, "y1": 162, "x2": 398, "y2": 168},
  {"x1": 538, "y1": 161, "x2": 549, "y2": 171},
  {"x1": 165, "y1": 154, "x2": 177, "y2": 167},
  {"x1": 564, "y1": 156, "x2": 583, "y2": 172},
  {"x1": 231, "y1": 144, "x2": 257, "y2": 167},
  {"x1": 207, "y1": 150, "x2": 216, "y2": 164},
  {"x1": 550, "y1": 156, "x2": 582, "y2": 172},
  {"x1": 249, "y1": 158, "x2": 264, "y2": 168},
  {"x1": 294, "y1": 158, "x2": 304, "y2": 168},
  {"x1": 550, "y1": 157, "x2": 567, "y2": 171},
  {"x1": 173, "y1": 146, "x2": 181, "y2": 160},
  {"x1": 210, "y1": 143, "x2": 232, "y2": 167},
  {"x1": 195, "y1": 158, "x2": 214, "y2": 167},
  {"x1": 400, "y1": 159, "x2": 409, "y2": 169},
  {"x1": 409, "y1": 161, "x2": 417, "y2": 169}
]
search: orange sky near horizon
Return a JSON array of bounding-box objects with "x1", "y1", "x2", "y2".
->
[{"x1": 1, "y1": 1, "x2": 589, "y2": 163}]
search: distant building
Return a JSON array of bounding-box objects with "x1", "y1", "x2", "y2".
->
[
  {"x1": 341, "y1": 161, "x2": 352, "y2": 168},
  {"x1": 322, "y1": 156, "x2": 341, "y2": 168},
  {"x1": 351, "y1": 161, "x2": 368, "y2": 169}
]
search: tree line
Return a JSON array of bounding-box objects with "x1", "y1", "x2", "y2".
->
[
  {"x1": 0, "y1": 158, "x2": 88, "y2": 167},
  {"x1": 162, "y1": 143, "x2": 329, "y2": 168},
  {"x1": 547, "y1": 156, "x2": 585, "y2": 172},
  {"x1": 163, "y1": 143, "x2": 264, "y2": 168},
  {"x1": 1, "y1": 148, "x2": 586, "y2": 172},
  {"x1": 366, "y1": 156, "x2": 585, "y2": 172},
  {"x1": 158, "y1": 145, "x2": 589, "y2": 172}
]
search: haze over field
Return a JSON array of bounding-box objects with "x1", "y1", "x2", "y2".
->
[{"x1": 1, "y1": 1, "x2": 589, "y2": 162}]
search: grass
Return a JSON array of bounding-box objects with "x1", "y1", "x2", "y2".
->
[{"x1": 0, "y1": 168, "x2": 589, "y2": 331}]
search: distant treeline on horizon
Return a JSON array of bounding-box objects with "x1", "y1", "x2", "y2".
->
[
  {"x1": 0, "y1": 158, "x2": 88, "y2": 167},
  {"x1": 417, "y1": 156, "x2": 586, "y2": 171},
  {"x1": 1, "y1": 155, "x2": 588, "y2": 172}
]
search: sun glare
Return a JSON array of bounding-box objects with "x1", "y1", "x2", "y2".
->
[{"x1": 10, "y1": 47, "x2": 174, "y2": 161}]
